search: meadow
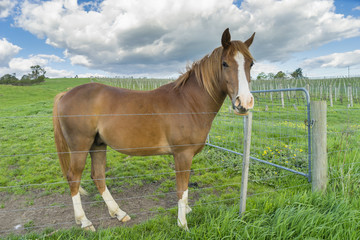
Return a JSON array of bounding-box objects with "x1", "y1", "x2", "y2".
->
[{"x1": 0, "y1": 77, "x2": 359, "y2": 239}]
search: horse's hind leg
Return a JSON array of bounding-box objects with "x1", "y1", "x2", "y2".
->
[
  {"x1": 90, "y1": 144, "x2": 131, "y2": 222},
  {"x1": 68, "y1": 149, "x2": 95, "y2": 231}
]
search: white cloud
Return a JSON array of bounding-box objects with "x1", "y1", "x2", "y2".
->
[
  {"x1": 0, "y1": 38, "x2": 21, "y2": 66},
  {"x1": 0, "y1": 0, "x2": 17, "y2": 18},
  {"x1": 353, "y1": 6, "x2": 360, "y2": 11},
  {"x1": 45, "y1": 67, "x2": 74, "y2": 78},
  {"x1": 69, "y1": 55, "x2": 92, "y2": 67},
  {"x1": 302, "y1": 49, "x2": 360, "y2": 69},
  {"x1": 0, "y1": 54, "x2": 70, "y2": 78},
  {"x1": 251, "y1": 61, "x2": 281, "y2": 79},
  {"x1": 243, "y1": 0, "x2": 360, "y2": 61},
  {"x1": 36, "y1": 54, "x2": 65, "y2": 63},
  {"x1": 14, "y1": 0, "x2": 360, "y2": 75},
  {"x1": 8, "y1": 54, "x2": 64, "y2": 72}
]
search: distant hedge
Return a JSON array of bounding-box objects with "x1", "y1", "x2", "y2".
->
[{"x1": 0, "y1": 74, "x2": 45, "y2": 86}]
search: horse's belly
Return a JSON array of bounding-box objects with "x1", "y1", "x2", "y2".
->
[
  {"x1": 110, "y1": 134, "x2": 172, "y2": 156},
  {"x1": 115, "y1": 146, "x2": 172, "y2": 156},
  {"x1": 99, "y1": 119, "x2": 172, "y2": 156}
]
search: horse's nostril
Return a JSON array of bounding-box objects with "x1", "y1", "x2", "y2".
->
[
  {"x1": 235, "y1": 97, "x2": 241, "y2": 107},
  {"x1": 238, "y1": 106, "x2": 247, "y2": 112},
  {"x1": 234, "y1": 103, "x2": 246, "y2": 112}
]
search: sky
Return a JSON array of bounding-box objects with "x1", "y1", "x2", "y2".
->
[{"x1": 0, "y1": 0, "x2": 360, "y2": 79}]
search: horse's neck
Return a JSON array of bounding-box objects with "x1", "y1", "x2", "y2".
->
[{"x1": 179, "y1": 72, "x2": 226, "y2": 114}]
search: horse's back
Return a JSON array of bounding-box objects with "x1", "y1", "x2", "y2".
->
[{"x1": 58, "y1": 82, "x2": 143, "y2": 115}]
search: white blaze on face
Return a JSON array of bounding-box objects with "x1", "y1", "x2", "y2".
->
[{"x1": 234, "y1": 52, "x2": 254, "y2": 110}]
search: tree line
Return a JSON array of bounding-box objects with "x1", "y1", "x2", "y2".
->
[
  {"x1": 256, "y1": 68, "x2": 307, "y2": 80},
  {"x1": 0, "y1": 65, "x2": 46, "y2": 86}
]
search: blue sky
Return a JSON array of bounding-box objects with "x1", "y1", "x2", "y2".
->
[
  {"x1": 0, "y1": 0, "x2": 360, "y2": 79},
  {"x1": 286, "y1": 0, "x2": 360, "y2": 76}
]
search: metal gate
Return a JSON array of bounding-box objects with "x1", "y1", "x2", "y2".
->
[{"x1": 207, "y1": 88, "x2": 311, "y2": 181}]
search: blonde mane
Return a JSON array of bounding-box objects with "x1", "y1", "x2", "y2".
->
[{"x1": 174, "y1": 40, "x2": 254, "y2": 103}]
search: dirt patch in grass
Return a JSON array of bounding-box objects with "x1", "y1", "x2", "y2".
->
[{"x1": 0, "y1": 181, "x2": 200, "y2": 237}]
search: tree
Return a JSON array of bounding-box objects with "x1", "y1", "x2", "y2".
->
[
  {"x1": 0, "y1": 74, "x2": 18, "y2": 84},
  {"x1": 291, "y1": 68, "x2": 304, "y2": 79},
  {"x1": 0, "y1": 65, "x2": 46, "y2": 86},
  {"x1": 21, "y1": 75, "x2": 31, "y2": 81},
  {"x1": 256, "y1": 72, "x2": 267, "y2": 80},
  {"x1": 30, "y1": 65, "x2": 46, "y2": 79},
  {"x1": 267, "y1": 73, "x2": 275, "y2": 80},
  {"x1": 274, "y1": 71, "x2": 287, "y2": 79}
]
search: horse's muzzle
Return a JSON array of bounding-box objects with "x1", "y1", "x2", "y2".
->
[
  {"x1": 232, "y1": 103, "x2": 249, "y2": 115},
  {"x1": 232, "y1": 94, "x2": 254, "y2": 115}
]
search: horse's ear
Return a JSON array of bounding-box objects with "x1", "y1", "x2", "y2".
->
[
  {"x1": 221, "y1": 28, "x2": 231, "y2": 49},
  {"x1": 244, "y1": 32, "x2": 255, "y2": 48}
]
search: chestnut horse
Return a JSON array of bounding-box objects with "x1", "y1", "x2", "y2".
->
[{"x1": 53, "y1": 28, "x2": 255, "y2": 231}]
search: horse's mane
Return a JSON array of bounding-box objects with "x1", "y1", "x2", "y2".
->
[{"x1": 174, "y1": 40, "x2": 254, "y2": 103}]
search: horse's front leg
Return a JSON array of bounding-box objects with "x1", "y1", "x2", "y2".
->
[{"x1": 174, "y1": 151, "x2": 194, "y2": 231}]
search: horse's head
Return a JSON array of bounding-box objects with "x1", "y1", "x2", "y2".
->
[{"x1": 220, "y1": 28, "x2": 255, "y2": 115}]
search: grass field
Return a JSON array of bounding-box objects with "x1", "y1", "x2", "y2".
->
[{"x1": 0, "y1": 77, "x2": 360, "y2": 239}]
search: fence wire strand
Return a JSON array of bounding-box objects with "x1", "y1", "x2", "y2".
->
[
  {"x1": 1, "y1": 86, "x2": 359, "y2": 235},
  {"x1": 0, "y1": 180, "x2": 311, "y2": 234}
]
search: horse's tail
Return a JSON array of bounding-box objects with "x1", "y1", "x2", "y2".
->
[{"x1": 53, "y1": 92, "x2": 88, "y2": 196}]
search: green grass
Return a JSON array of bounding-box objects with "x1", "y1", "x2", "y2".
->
[
  {"x1": 0, "y1": 78, "x2": 92, "y2": 194},
  {"x1": 5, "y1": 193, "x2": 360, "y2": 239},
  {"x1": 1, "y1": 77, "x2": 360, "y2": 239}
]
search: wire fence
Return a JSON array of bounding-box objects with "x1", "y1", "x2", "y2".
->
[
  {"x1": 1, "y1": 78, "x2": 359, "y2": 236},
  {"x1": 1, "y1": 180, "x2": 311, "y2": 235},
  {"x1": 0, "y1": 172, "x2": 310, "y2": 235},
  {"x1": 0, "y1": 106, "x2": 312, "y2": 235},
  {"x1": 251, "y1": 77, "x2": 360, "y2": 105}
]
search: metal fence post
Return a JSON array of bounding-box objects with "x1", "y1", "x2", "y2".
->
[
  {"x1": 329, "y1": 85, "x2": 333, "y2": 107},
  {"x1": 311, "y1": 101, "x2": 328, "y2": 192},
  {"x1": 349, "y1": 85, "x2": 353, "y2": 107},
  {"x1": 239, "y1": 112, "x2": 253, "y2": 215},
  {"x1": 279, "y1": 83, "x2": 285, "y2": 108}
]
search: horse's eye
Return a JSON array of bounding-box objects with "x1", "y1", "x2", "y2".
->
[
  {"x1": 222, "y1": 61, "x2": 229, "y2": 68},
  {"x1": 250, "y1": 61, "x2": 254, "y2": 67}
]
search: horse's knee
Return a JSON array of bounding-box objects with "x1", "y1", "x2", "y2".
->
[{"x1": 91, "y1": 172, "x2": 106, "y2": 193}]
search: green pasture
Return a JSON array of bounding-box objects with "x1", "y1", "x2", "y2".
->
[{"x1": 1, "y1": 77, "x2": 360, "y2": 239}]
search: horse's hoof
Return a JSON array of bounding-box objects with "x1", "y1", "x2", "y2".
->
[
  {"x1": 177, "y1": 219, "x2": 189, "y2": 231},
  {"x1": 186, "y1": 205, "x2": 192, "y2": 214},
  {"x1": 120, "y1": 214, "x2": 131, "y2": 222},
  {"x1": 83, "y1": 224, "x2": 96, "y2": 232},
  {"x1": 181, "y1": 225, "x2": 189, "y2": 231}
]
